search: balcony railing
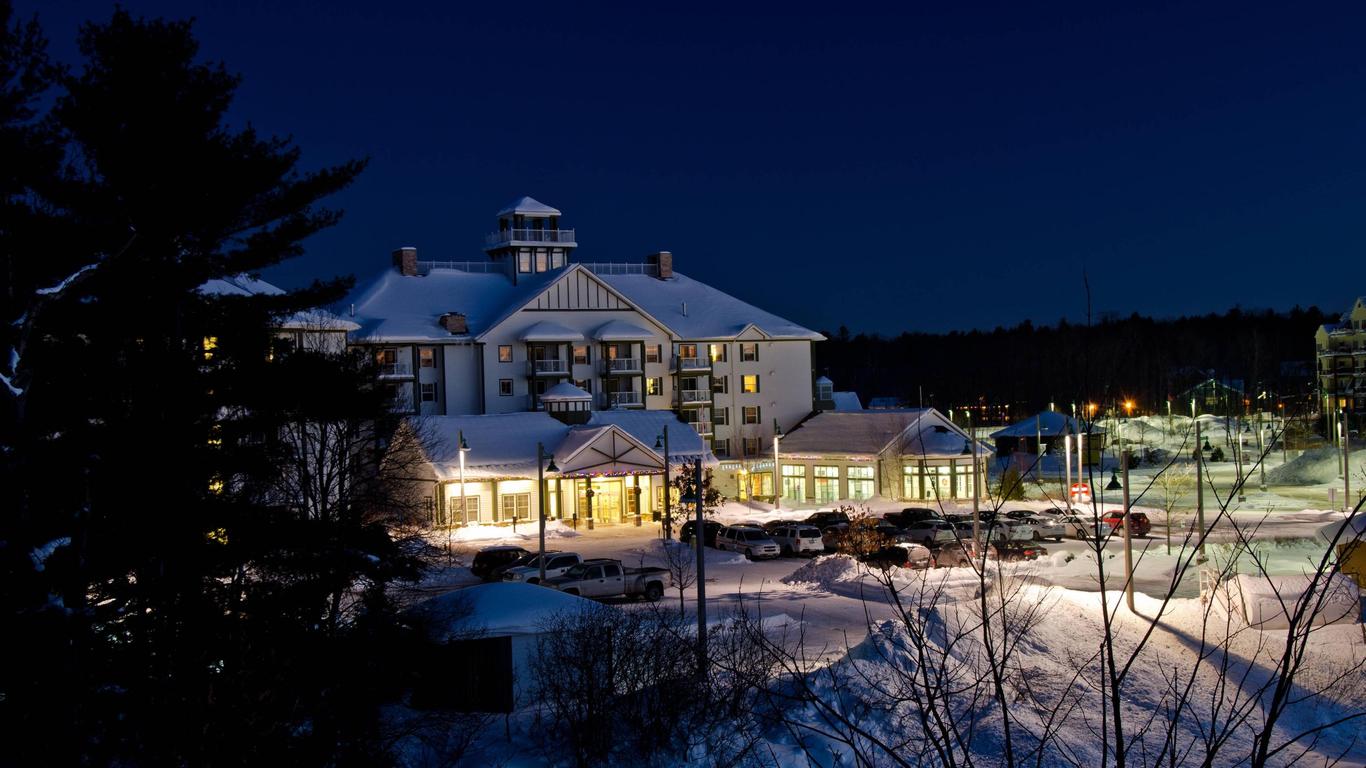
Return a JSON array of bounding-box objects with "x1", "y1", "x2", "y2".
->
[
  {"x1": 605, "y1": 391, "x2": 643, "y2": 408},
  {"x1": 529, "y1": 359, "x2": 569, "y2": 375},
  {"x1": 485, "y1": 228, "x2": 577, "y2": 247},
  {"x1": 687, "y1": 421, "x2": 714, "y2": 435},
  {"x1": 378, "y1": 362, "x2": 412, "y2": 377},
  {"x1": 679, "y1": 389, "x2": 711, "y2": 404},
  {"x1": 673, "y1": 356, "x2": 711, "y2": 372},
  {"x1": 604, "y1": 357, "x2": 641, "y2": 373}
]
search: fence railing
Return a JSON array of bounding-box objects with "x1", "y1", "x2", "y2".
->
[
  {"x1": 417, "y1": 260, "x2": 509, "y2": 274},
  {"x1": 529, "y1": 359, "x2": 569, "y2": 375},
  {"x1": 485, "y1": 228, "x2": 576, "y2": 247},
  {"x1": 605, "y1": 357, "x2": 641, "y2": 373},
  {"x1": 673, "y1": 356, "x2": 711, "y2": 372},
  {"x1": 687, "y1": 421, "x2": 714, "y2": 435},
  {"x1": 679, "y1": 389, "x2": 711, "y2": 403},
  {"x1": 576, "y1": 262, "x2": 659, "y2": 277},
  {"x1": 378, "y1": 362, "x2": 412, "y2": 377},
  {"x1": 607, "y1": 391, "x2": 643, "y2": 407}
]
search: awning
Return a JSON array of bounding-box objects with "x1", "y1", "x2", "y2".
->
[
  {"x1": 593, "y1": 319, "x2": 653, "y2": 341},
  {"x1": 518, "y1": 321, "x2": 584, "y2": 343}
]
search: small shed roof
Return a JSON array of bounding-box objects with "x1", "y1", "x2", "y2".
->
[
  {"x1": 496, "y1": 196, "x2": 561, "y2": 217},
  {"x1": 593, "y1": 319, "x2": 654, "y2": 341},
  {"x1": 540, "y1": 382, "x2": 592, "y2": 402},
  {"x1": 519, "y1": 320, "x2": 584, "y2": 342},
  {"x1": 991, "y1": 411, "x2": 1105, "y2": 439}
]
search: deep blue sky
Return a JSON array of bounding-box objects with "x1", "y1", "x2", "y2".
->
[{"x1": 20, "y1": 1, "x2": 1366, "y2": 334}]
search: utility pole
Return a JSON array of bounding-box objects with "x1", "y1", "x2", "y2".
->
[
  {"x1": 1343, "y1": 415, "x2": 1352, "y2": 514},
  {"x1": 537, "y1": 442, "x2": 548, "y2": 583},
  {"x1": 1122, "y1": 448, "x2": 1135, "y2": 612},
  {"x1": 692, "y1": 458, "x2": 707, "y2": 679},
  {"x1": 970, "y1": 411, "x2": 981, "y2": 556},
  {"x1": 1258, "y1": 412, "x2": 1267, "y2": 492},
  {"x1": 1195, "y1": 421, "x2": 1206, "y2": 564}
]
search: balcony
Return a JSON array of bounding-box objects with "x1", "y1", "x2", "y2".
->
[
  {"x1": 673, "y1": 356, "x2": 711, "y2": 373},
  {"x1": 485, "y1": 228, "x2": 577, "y2": 248},
  {"x1": 378, "y1": 362, "x2": 412, "y2": 378},
  {"x1": 679, "y1": 389, "x2": 711, "y2": 405},
  {"x1": 604, "y1": 391, "x2": 644, "y2": 408},
  {"x1": 528, "y1": 359, "x2": 569, "y2": 376},
  {"x1": 603, "y1": 357, "x2": 642, "y2": 374},
  {"x1": 687, "y1": 420, "x2": 714, "y2": 435}
]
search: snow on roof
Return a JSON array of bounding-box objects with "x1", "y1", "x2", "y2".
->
[
  {"x1": 417, "y1": 410, "x2": 711, "y2": 480},
  {"x1": 412, "y1": 582, "x2": 603, "y2": 640},
  {"x1": 519, "y1": 320, "x2": 584, "y2": 342},
  {"x1": 198, "y1": 274, "x2": 285, "y2": 298},
  {"x1": 593, "y1": 319, "x2": 654, "y2": 341},
  {"x1": 348, "y1": 267, "x2": 561, "y2": 342},
  {"x1": 598, "y1": 271, "x2": 823, "y2": 341},
  {"x1": 991, "y1": 411, "x2": 1105, "y2": 439},
  {"x1": 496, "y1": 196, "x2": 561, "y2": 217},
  {"x1": 540, "y1": 382, "x2": 592, "y2": 401},
  {"x1": 780, "y1": 409, "x2": 982, "y2": 458},
  {"x1": 832, "y1": 391, "x2": 863, "y2": 411},
  {"x1": 278, "y1": 308, "x2": 360, "y2": 332},
  {"x1": 815, "y1": 375, "x2": 832, "y2": 385}
]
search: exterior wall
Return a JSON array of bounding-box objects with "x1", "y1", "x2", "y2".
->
[
  {"x1": 708, "y1": 331, "x2": 814, "y2": 461},
  {"x1": 1317, "y1": 299, "x2": 1366, "y2": 419},
  {"x1": 443, "y1": 342, "x2": 482, "y2": 414},
  {"x1": 438, "y1": 474, "x2": 661, "y2": 527}
]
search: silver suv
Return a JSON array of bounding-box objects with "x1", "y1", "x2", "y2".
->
[
  {"x1": 769, "y1": 524, "x2": 825, "y2": 556},
  {"x1": 717, "y1": 526, "x2": 782, "y2": 560}
]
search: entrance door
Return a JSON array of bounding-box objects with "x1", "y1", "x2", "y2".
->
[{"x1": 578, "y1": 479, "x2": 624, "y2": 523}]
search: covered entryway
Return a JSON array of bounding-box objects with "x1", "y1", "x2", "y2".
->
[{"x1": 554, "y1": 425, "x2": 665, "y2": 527}]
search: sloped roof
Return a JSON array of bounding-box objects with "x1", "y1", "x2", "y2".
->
[
  {"x1": 593, "y1": 319, "x2": 653, "y2": 341},
  {"x1": 598, "y1": 272, "x2": 823, "y2": 341},
  {"x1": 991, "y1": 411, "x2": 1105, "y2": 439},
  {"x1": 497, "y1": 196, "x2": 561, "y2": 217},
  {"x1": 198, "y1": 274, "x2": 358, "y2": 331},
  {"x1": 540, "y1": 382, "x2": 592, "y2": 401},
  {"x1": 832, "y1": 392, "x2": 863, "y2": 411},
  {"x1": 519, "y1": 320, "x2": 584, "y2": 342},
  {"x1": 780, "y1": 410, "x2": 927, "y2": 456}
]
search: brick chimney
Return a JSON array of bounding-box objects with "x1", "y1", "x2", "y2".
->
[
  {"x1": 646, "y1": 250, "x2": 673, "y2": 279},
  {"x1": 392, "y1": 246, "x2": 418, "y2": 276},
  {"x1": 439, "y1": 312, "x2": 468, "y2": 334}
]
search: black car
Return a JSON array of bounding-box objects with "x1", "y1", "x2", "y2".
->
[
  {"x1": 471, "y1": 545, "x2": 530, "y2": 580},
  {"x1": 858, "y1": 545, "x2": 911, "y2": 570},
  {"x1": 804, "y1": 510, "x2": 852, "y2": 528},
  {"x1": 882, "y1": 507, "x2": 939, "y2": 528},
  {"x1": 762, "y1": 519, "x2": 802, "y2": 533},
  {"x1": 680, "y1": 519, "x2": 724, "y2": 547},
  {"x1": 997, "y1": 542, "x2": 1048, "y2": 562}
]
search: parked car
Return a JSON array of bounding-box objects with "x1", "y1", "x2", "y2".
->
[
  {"x1": 901, "y1": 518, "x2": 958, "y2": 546},
  {"x1": 979, "y1": 515, "x2": 1033, "y2": 543},
  {"x1": 1102, "y1": 510, "x2": 1152, "y2": 537},
  {"x1": 930, "y1": 542, "x2": 1000, "y2": 568},
  {"x1": 821, "y1": 523, "x2": 850, "y2": 552},
  {"x1": 544, "y1": 558, "x2": 671, "y2": 601},
  {"x1": 874, "y1": 521, "x2": 915, "y2": 544},
  {"x1": 716, "y1": 526, "x2": 782, "y2": 559},
  {"x1": 762, "y1": 519, "x2": 802, "y2": 533},
  {"x1": 769, "y1": 524, "x2": 826, "y2": 556},
  {"x1": 1061, "y1": 515, "x2": 1113, "y2": 540},
  {"x1": 470, "y1": 545, "x2": 530, "y2": 581},
  {"x1": 858, "y1": 546, "x2": 914, "y2": 570},
  {"x1": 896, "y1": 542, "x2": 934, "y2": 569},
  {"x1": 680, "y1": 519, "x2": 724, "y2": 547},
  {"x1": 503, "y1": 552, "x2": 583, "y2": 584},
  {"x1": 804, "y1": 509, "x2": 852, "y2": 528},
  {"x1": 1003, "y1": 511, "x2": 1065, "y2": 541},
  {"x1": 882, "y1": 507, "x2": 939, "y2": 528},
  {"x1": 997, "y1": 542, "x2": 1049, "y2": 561}
]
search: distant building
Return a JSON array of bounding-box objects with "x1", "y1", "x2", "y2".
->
[
  {"x1": 348, "y1": 197, "x2": 824, "y2": 465},
  {"x1": 990, "y1": 410, "x2": 1106, "y2": 462},
  {"x1": 1315, "y1": 297, "x2": 1365, "y2": 434},
  {"x1": 198, "y1": 274, "x2": 358, "y2": 353}
]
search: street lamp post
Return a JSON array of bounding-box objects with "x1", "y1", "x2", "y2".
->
[
  {"x1": 772, "y1": 419, "x2": 783, "y2": 512},
  {"x1": 1195, "y1": 420, "x2": 1206, "y2": 563},
  {"x1": 655, "y1": 426, "x2": 671, "y2": 540},
  {"x1": 537, "y1": 443, "x2": 558, "y2": 583},
  {"x1": 1121, "y1": 448, "x2": 1135, "y2": 613},
  {"x1": 458, "y1": 430, "x2": 469, "y2": 525}
]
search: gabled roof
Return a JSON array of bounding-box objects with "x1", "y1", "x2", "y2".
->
[
  {"x1": 541, "y1": 382, "x2": 592, "y2": 401},
  {"x1": 991, "y1": 411, "x2": 1105, "y2": 438},
  {"x1": 519, "y1": 320, "x2": 584, "y2": 342},
  {"x1": 593, "y1": 319, "x2": 654, "y2": 341},
  {"x1": 552, "y1": 426, "x2": 664, "y2": 476},
  {"x1": 497, "y1": 196, "x2": 561, "y2": 217},
  {"x1": 198, "y1": 274, "x2": 358, "y2": 331},
  {"x1": 832, "y1": 392, "x2": 863, "y2": 411},
  {"x1": 779, "y1": 408, "x2": 984, "y2": 458}
]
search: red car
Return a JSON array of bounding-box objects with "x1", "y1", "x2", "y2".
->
[{"x1": 1102, "y1": 511, "x2": 1151, "y2": 537}]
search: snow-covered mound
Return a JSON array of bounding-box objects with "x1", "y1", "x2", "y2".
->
[
  {"x1": 409, "y1": 581, "x2": 602, "y2": 641},
  {"x1": 1267, "y1": 447, "x2": 1360, "y2": 486},
  {"x1": 448, "y1": 520, "x2": 581, "y2": 543},
  {"x1": 781, "y1": 554, "x2": 863, "y2": 589}
]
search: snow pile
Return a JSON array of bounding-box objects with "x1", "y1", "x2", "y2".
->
[
  {"x1": 1219, "y1": 573, "x2": 1360, "y2": 629},
  {"x1": 1267, "y1": 447, "x2": 1360, "y2": 486},
  {"x1": 781, "y1": 554, "x2": 864, "y2": 589},
  {"x1": 448, "y1": 520, "x2": 581, "y2": 543}
]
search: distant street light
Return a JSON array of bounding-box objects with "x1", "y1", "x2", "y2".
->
[{"x1": 1106, "y1": 468, "x2": 1122, "y2": 492}]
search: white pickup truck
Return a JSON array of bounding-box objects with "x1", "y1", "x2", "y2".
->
[
  {"x1": 502, "y1": 551, "x2": 583, "y2": 584},
  {"x1": 544, "y1": 558, "x2": 671, "y2": 601}
]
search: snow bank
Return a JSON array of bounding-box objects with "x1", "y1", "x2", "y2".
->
[
  {"x1": 1222, "y1": 573, "x2": 1360, "y2": 630},
  {"x1": 447, "y1": 520, "x2": 581, "y2": 544},
  {"x1": 781, "y1": 554, "x2": 864, "y2": 589}
]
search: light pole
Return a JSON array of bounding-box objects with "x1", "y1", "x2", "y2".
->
[
  {"x1": 772, "y1": 418, "x2": 783, "y2": 512},
  {"x1": 655, "y1": 426, "x2": 671, "y2": 540},
  {"x1": 683, "y1": 457, "x2": 707, "y2": 679},
  {"x1": 458, "y1": 430, "x2": 469, "y2": 525},
  {"x1": 1258, "y1": 412, "x2": 1267, "y2": 492},
  {"x1": 536, "y1": 443, "x2": 558, "y2": 583},
  {"x1": 1195, "y1": 419, "x2": 1206, "y2": 564},
  {"x1": 1343, "y1": 413, "x2": 1352, "y2": 514},
  {"x1": 1121, "y1": 448, "x2": 1135, "y2": 613},
  {"x1": 969, "y1": 411, "x2": 981, "y2": 557}
]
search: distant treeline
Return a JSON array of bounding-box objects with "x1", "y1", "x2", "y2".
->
[{"x1": 815, "y1": 306, "x2": 1332, "y2": 415}]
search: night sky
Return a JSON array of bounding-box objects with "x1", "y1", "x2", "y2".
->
[{"x1": 20, "y1": 1, "x2": 1366, "y2": 334}]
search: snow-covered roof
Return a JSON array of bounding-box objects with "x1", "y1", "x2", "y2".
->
[
  {"x1": 779, "y1": 409, "x2": 978, "y2": 458},
  {"x1": 599, "y1": 271, "x2": 822, "y2": 341},
  {"x1": 412, "y1": 582, "x2": 602, "y2": 640},
  {"x1": 593, "y1": 319, "x2": 654, "y2": 341},
  {"x1": 497, "y1": 196, "x2": 561, "y2": 217},
  {"x1": 815, "y1": 375, "x2": 832, "y2": 385},
  {"x1": 416, "y1": 410, "x2": 710, "y2": 480},
  {"x1": 540, "y1": 382, "x2": 592, "y2": 402},
  {"x1": 832, "y1": 391, "x2": 863, "y2": 411},
  {"x1": 519, "y1": 320, "x2": 584, "y2": 342},
  {"x1": 198, "y1": 274, "x2": 358, "y2": 331},
  {"x1": 991, "y1": 411, "x2": 1105, "y2": 439}
]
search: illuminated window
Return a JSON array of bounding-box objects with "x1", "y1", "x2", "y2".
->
[
  {"x1": 208, "y1": 476, "x2": 224, "y2": 495},
  {"x1": 573, "y1": 345, "x2": 590, "y2": 365},
  {"x1": 202, "y1": 336, "x2": 218, "y2": 361},
  {"x1": 847, "y1": 466, "x2": 874, "y2": 500},
  {"x1": 742, "y1": 375, "x2": 759, "y2": 394},
  {"x1": 709, "y1": 343, "x2": 727, "y2": 362},
  {"x1": 518, "y1": 250, "x2": 531, "y2": 273},
  {"x1": 646, "y1": 377, "x2": 663, "y2": 396},
  {"x1": 498, "y1": 345, "x2": 513, "y2": 363},
  {"x1": 419, "y1": 348, "x2": 436, "y2": 368},
  {"x1": 814, "y1": 466, "x2": 839, "y2": 503},
  {"x1": 646, "y1": 344, "x2": 661, "y2": 364}
]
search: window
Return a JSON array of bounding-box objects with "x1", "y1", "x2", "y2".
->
[
  {"x1": 550, "y1": 250, "x2": 565, "y2": 269},
  {"x1": 742, "y1": 437, "x2": 762, "y2": 457},
  {"x1": 709, "y1": 343, "x2": 727, "y2": 362},
  {"x1": 712, "y1": 439, "x2": 730, "y2": 457},
  {"x1": 449, "y1": 495, "x2": 480, "y2": 522},
  {"x1": 574, "y1": 378, "x2": 592, "y2": 393},
  {"x1": 646, "y1": 376, "x2": 663, "y2": 396},
  {"x1": 814, "y1": 466, "x2": 839, "y2": 503},
  {"x1": 742, "y1": 375, "x2": 760, "y2": 393},
  {"x1": 535, "y1": 249, "x2": 548, "y2": 272},
  {"x1": 498, "y1": 345, "x2": 513, "y2": 363},
  {"x1": 848, "y1": 465, "x2": 874, "y2": 500},
  {"x1": 740, "y1": 343, "x2": 758, "y2": 362},
  {"x1": 420, "y1": 382, "x2": 437, "y2": 402},
  {"x1": 202, "y1": 336, "x2": 218, "y2": 361},
  {"x1": 742, "y1": 405, "x2": 761, "y2": 425},
  {"x1": 714, "y1": 407, "x2": 729, "y2": 426},
  {"x1": 712, "y1": 376, "x2": 728, "y2": 394},
  {"x1": 781, "y1": 464, "x2": 806, "y2": 502},
  {"x1": 816, "y1": 379, "x2": 832, "y2": 399},
  {"x1": 500, "y1": 493, "x2": 531, "y2": 521},
  {"x1": 646, "y1": 344, "x2": 661, "y2": 364},
  {"x1": 419, "y1": 348, "x2": 436, "y2": 368},
  {"x1": 573, "y1": 345, "x2": 590, "y2": 365},
  {"x1": 498, "y1": 379, "x2": 514, "y2": 396},
  {"x1": 678, "y1": 343, "x2": 698, "y2": 359},
  {"x1": 518, "y1": 250, "x2": 531, "y2": 273}
]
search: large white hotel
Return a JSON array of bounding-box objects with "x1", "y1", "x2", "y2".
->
[{"x1": 347, "y1": 197, "x2": 825, "y2": 503}]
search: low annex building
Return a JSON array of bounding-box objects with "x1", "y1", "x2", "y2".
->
[
  {"x1": 772, "y1": 408, "x2": 987, "y2": 504},
  {"x1": 407, "y1": 395, "x2": 710, "y2": 527},
  {"x1": 990, "y1": 410, "x2": 1106, "y2": 461}
]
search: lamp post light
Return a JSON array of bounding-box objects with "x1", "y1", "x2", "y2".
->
[
  {"x1": 1121, "y1": 449, "x2": 1135, "y2": 613},
  {"x1": 458, "y1": 430, "x2": 469, "y2": 525},
  {"x1": 772, "y1": 418, "x2": 783, "y2": 512},
  {"x1": 537, "y1": 443, "x2": 558, "y2": 583},
  {"x1": 655, "y1": 426, "x2": 671, "y2": 540}
]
